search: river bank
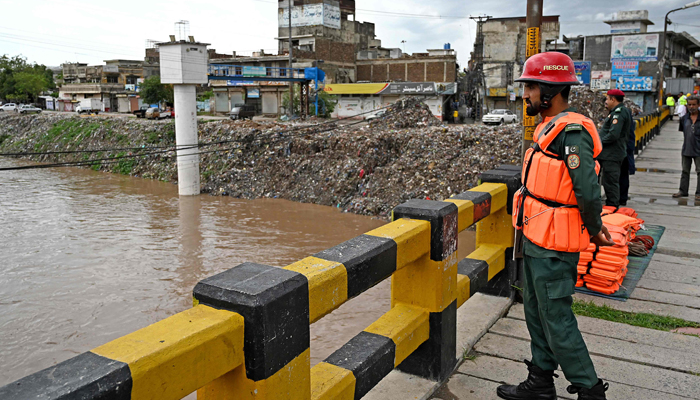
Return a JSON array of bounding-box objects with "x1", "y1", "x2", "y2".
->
[{"x1": 0, "y1": 101, "x2": 521, "y2": 217}]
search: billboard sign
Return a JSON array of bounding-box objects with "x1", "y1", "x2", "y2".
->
[
  {"x1": 591, "y1": 71, "x2": 611, "y2": 91},
  {"x1": 243, "y1": 66, "x2": 267, "y2": 77},
  {"x1": 615, "y1": 76, "x2": 653, "y2": 91},
  {"x1": 611, "y1": 60, "x2": 639, "y2": 76},
  {"x1": 574, "y1": 61, "x2": 591, "y2": 85},
  {"x1": 384, "y1": 82, "x2": 436, "y2": 95},
  {"x1": 611, "y1": 34, "x2": 659, "y2": 61},
  {"x1": 278, "y1": 4, "x2": 341, "y2": 29},
  {"x1": 247, "y1": 88, "x2": 261, "y2": 99}
]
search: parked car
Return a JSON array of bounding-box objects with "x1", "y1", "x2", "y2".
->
[
  {"x1": 229, "y1": 104, "x2": 256, "y2": 120},
  {"x1": 0, "y1": 103, "x2": 18, "y2": 112},
  {"x1": 159, "y1": 109, "x2": 173, "y2": 119},
  {"x1": 482, "y1": 109, "x2": 518, "y2": 125},
  {"x1": 145, "y1": 107, "x2": 160, "y2": 120},
  {"x1": 18, "y1": 104, "x2": 42, "y2": 114},
  {"x1": 132, "y1": 105, "x2": 150, "y2": 118},
  {"x1": 366, "y1": 109, "x2": 387, "y2": 122}
]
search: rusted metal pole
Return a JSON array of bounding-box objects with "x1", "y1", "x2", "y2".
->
[{"x1": 522, "y1": 0, "x2": 543, "y2": 161}]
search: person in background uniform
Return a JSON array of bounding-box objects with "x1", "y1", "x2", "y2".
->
[
  {"x1": 619, "y1": 110, "x2": 637, "y2": 206},
  {"x1": 598, "y1": 89, "x2": 631, "y2": 207},
  {"x1": 679, "y1": 92, "x2": 687, "y2": 108},
  {"x1": 498, "y1": 52, "x2": 613, "y2": 400},
  {"x1": 667, "y1": 94, "x2": 676, "y2": 120},
  {"x1": 673, "y1": 96, "x2": 700, "y2": 201}
]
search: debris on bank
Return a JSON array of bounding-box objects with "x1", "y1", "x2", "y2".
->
[
  {"x1": 0, "y1": 99, "x2": 520, "y2": 218},
  {"x1": 569, "y1": 87, "x2": 644, "y2": 124}
]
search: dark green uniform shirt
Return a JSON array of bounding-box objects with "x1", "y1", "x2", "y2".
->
[
  {"x1": 524, "y1": 107, "x2": 604, "y2": 262},
  {"x1": 598, "y1": 103, "x2": 631, "y2": 161}
]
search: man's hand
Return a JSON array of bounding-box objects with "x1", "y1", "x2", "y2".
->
[{"x1": 591, "y1": 225, "x2": 615, "y2": 246}]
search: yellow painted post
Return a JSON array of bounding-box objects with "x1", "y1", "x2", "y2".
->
[{"x1": 390, "y1": 199, "x2": 459, "y2": 381}]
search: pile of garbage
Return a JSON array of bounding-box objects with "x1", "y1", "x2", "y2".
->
[
  {"x1": 370, "y1": 97, "x2": 442, "y2": 129},
  {"x1": 569, "y1": 87, "x2": 644, "y2": 124},
  {"x1": 0, "y1": 101, "x2": 521, "y2": 218}
]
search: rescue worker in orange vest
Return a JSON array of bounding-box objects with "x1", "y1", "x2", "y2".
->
[{"x1": 497, "y1": 52, "x2": 614, "y2": 400}]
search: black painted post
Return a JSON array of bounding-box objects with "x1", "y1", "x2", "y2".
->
[{"x1": 193, "y1": 263, "x2": 311, "y2": 399}]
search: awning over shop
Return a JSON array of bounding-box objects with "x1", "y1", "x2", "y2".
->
[{"x1": 324, "y1": 83, "x2": 389, "y2": 95}]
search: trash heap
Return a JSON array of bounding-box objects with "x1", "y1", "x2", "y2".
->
[
  {"x1": 370, "y1": 97, "x2": 442, "y2": 129},
  {"x1": 569, "y1": 87, "x2": 643, "y2": 124},
  {"x1": 0, "y1": 100, "x2": 521, "y2": 218},
  {"x1": 576, "y1": 207, "x2": 645, "y2": 295}
]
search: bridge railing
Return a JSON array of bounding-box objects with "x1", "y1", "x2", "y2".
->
[
  {"x1": 633, "y1": 106, "x2": 669, "y2": 155},
  {"x1": 0, "y1": 168, "x2": 521, "y2": 400}
]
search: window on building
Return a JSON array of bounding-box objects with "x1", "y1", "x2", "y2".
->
[
  {"x1": 235, "y1": 66, "x2": 243, "y2": 76},
  {"x1": 126, "y1": 75, "x2": 138, "y2": 84},
  {"x1": 266, "y1": 62, "x2": 272, "y2": 77},
  {"x1": 106, "y1": 75, "x2": 118, "y2": 83}
]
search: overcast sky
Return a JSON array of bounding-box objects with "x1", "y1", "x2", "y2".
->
[{"x1": 0, "y1": 0, "x2": 698, "y2": 69}]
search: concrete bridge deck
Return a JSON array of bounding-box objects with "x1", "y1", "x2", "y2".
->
[{"x1": 430, "y1": 122, "x2": 700, "y2": 400}]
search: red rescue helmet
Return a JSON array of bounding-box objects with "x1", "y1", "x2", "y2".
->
[{"x1": 515, "y1": 52, "x2": 579, "y2": 85}]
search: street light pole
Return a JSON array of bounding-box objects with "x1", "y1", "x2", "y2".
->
[{"x1": 658, "y1": 0, "x2": 700, "y2": 107}]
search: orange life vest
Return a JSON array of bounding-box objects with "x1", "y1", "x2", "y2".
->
[{"x1": 513, "y1": 112, "x2": 603, "y2": 252}]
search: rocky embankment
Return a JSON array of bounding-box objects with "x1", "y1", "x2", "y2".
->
[{"x1": 0, "y1": 99, "x2": 521, "y2": 217}]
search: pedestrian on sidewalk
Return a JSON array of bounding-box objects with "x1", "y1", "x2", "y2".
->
[
  {"x1": 598, "y1": 89, "x2": 632, "y2": 207},
  {"x1": 673, "y1": 96, "x2": 700, "y2": 201},
  {"x1": 667, "y1": 94, "x2": 676, "y2": 121},
  {"x1": 677, "y1": 102, "x2": 687, "y2": 120},
  {"x1": 500, "y1": 52, "x2": 613, "y2": 400}
]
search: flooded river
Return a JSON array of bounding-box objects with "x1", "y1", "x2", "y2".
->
[{"x1": 0, "y1": 158, "x2": 473, "y2": 387}]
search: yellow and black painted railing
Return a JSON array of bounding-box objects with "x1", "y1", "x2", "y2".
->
[
  {"x1": 633, "y1": 106, "x2": 669, "y2": 155},
  {"x1": 0, "y1": 167, "x2": 521, "y2": 400}
]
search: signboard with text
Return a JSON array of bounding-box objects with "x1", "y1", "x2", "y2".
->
[
  {"x1": 243, "y1": 66, "x2": 267, "y2": 77},
  {"x1": 611, "y1": 60, "x2": 639, "y2": 76},
  {"x1": 278, "y1": 3, "x2": 341, "y2": 29},
  {"x1": 384, "y1": 82, "x2": 436, "y2": 95},
  {"x1": 615, "y1": 76, "x2": 653, "y2": 91},
  {"x1": 611, "y1": 34, "x2": 659, "y2": 61},
  {"x1": 591, "y1": 71, "x2": 612, "y2": 91},
  {"x1": 574, "y1": 61, "x2": 591, "y2": 85}
]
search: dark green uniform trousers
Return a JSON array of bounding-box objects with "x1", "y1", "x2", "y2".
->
[
  {"x1": 599, "y1": 159, "x2": 622, "y2": 207},
  {"x1": 523, "y1": 253, "x2": 599, "y2": 389}
]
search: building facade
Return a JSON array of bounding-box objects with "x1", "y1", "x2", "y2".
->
[{"x1": 563, "y1": 10, "x2": 700, "y2": 112}]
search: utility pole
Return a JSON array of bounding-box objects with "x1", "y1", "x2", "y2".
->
[
  {"x1": 469, "y1": 15, "x2": 490, "y2": 121},
  {"x1": 522, "y1": 0, "x2": 542, "y2": 161},
  {"x1": 288, "y1": 0, "x2": 294, "y2": 118}
]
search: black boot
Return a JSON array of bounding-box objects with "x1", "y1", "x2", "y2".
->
[
  {"x1": 496, "y1": 360, "x2": 558, "y2": 400},
  {"x1": 566, "y1": 379, "x2": 609, "y2": 400}
]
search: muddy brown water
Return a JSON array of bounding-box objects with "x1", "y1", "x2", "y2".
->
[{"x1": 0, "y1": 158, "x2": 474, "y2": 388}]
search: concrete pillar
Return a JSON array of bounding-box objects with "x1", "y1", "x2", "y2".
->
[
  {"x1": 173, "y1": 85, "x2": 200, "y2": 196},
  {"x1": 158, "y1": 39, "x2": 209, "y2": 196}
]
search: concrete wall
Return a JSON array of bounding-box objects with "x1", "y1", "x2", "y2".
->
[{"x1": 355, "y1": 58, "x2": 457, "y2": 83}]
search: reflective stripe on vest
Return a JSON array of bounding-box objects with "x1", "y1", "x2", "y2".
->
[{"x1": 513, "y1": 112, "x2": 603, "y2": 253}]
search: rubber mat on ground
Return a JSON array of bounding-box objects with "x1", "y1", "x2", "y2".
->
[{"x1": 574, "y1": 224, "x2": 666, "y2": 301}]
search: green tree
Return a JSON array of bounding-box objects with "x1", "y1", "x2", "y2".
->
[
  {"x1": 0, "y1": 55, "x2": 54, "y2": 103},
  {"x1": 139, "y1": 75, "x2": 173, "y2": 105},
  {"x1": 310, "y1": 90, "x2": 338, "y2": 118},
  {"x1": 14, "y1": 71, "x2": 47, "y2": 102}
]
